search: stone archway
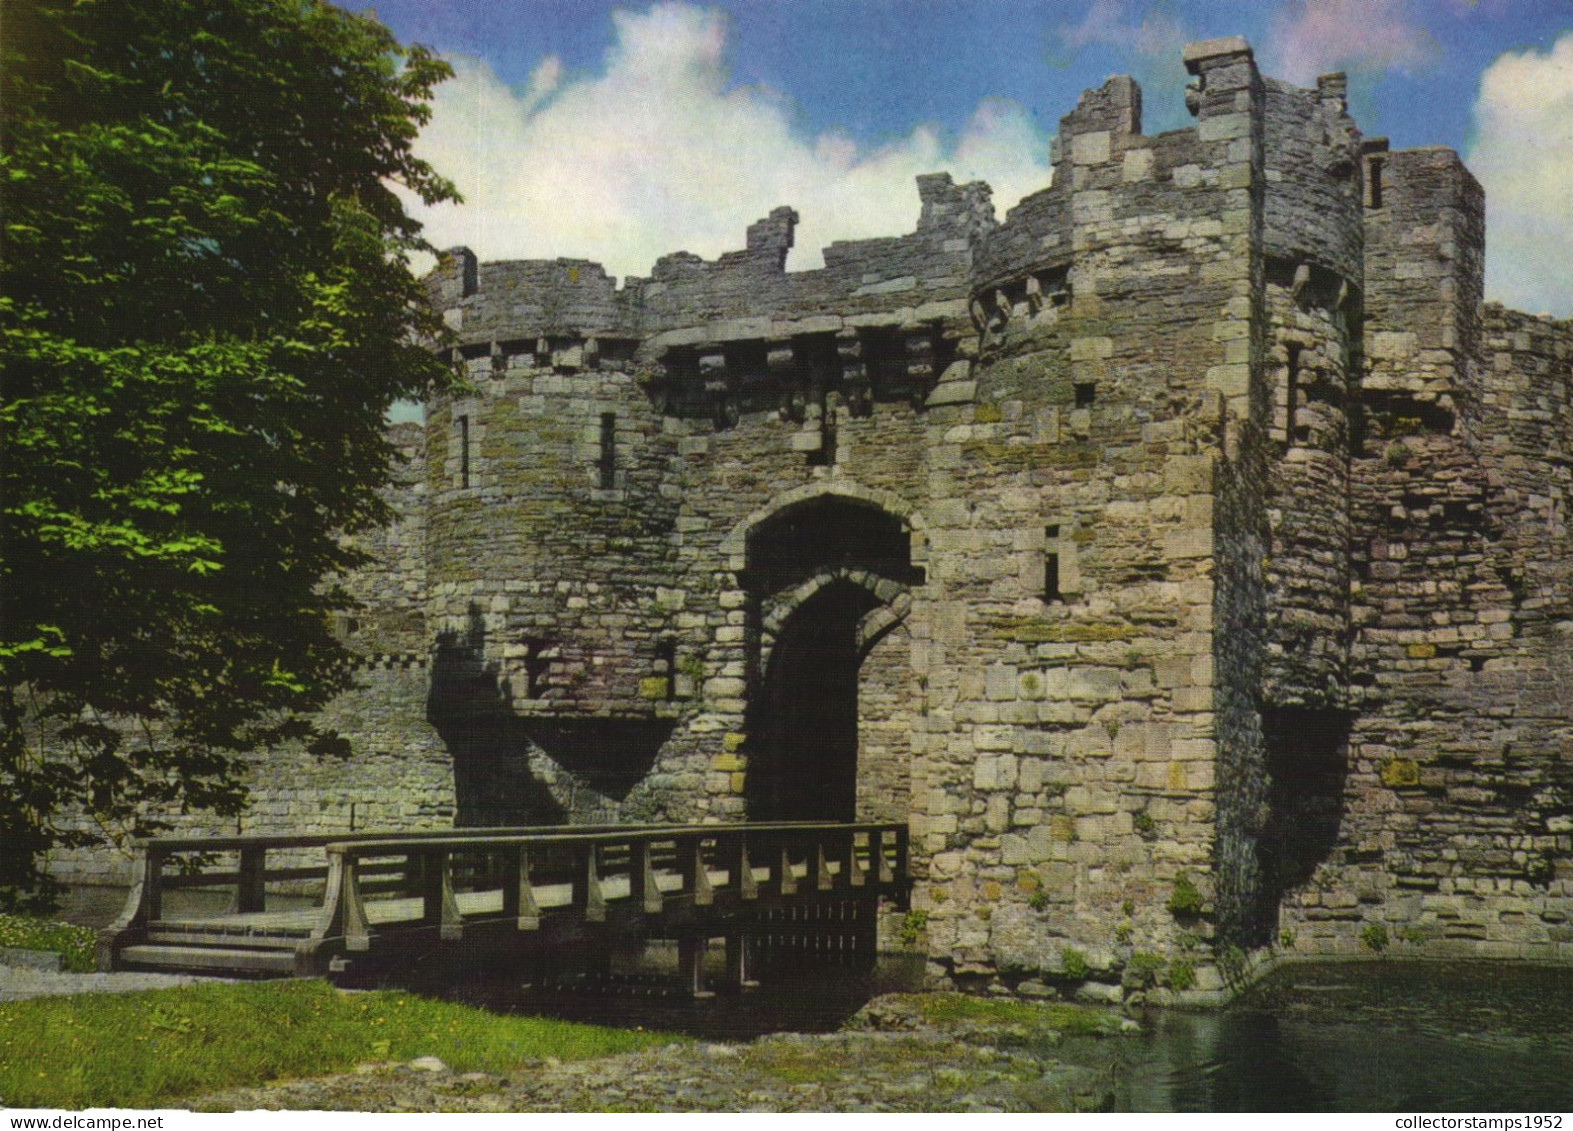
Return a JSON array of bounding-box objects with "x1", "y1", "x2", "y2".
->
[
  {"x1": 735, "y1": 490, "x2": 923, "y2": 823},
  {"x1": 752, "y1": 581, "x2": 878, "y2": 821}
]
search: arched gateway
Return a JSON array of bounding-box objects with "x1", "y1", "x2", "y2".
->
[{"x1": 735, "y1": 490, "x2": 924, "y2": 823}]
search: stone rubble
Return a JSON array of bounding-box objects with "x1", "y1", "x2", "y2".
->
[{"x1": 189, "y1": 995, "x2": 1126, "y2": 1113}]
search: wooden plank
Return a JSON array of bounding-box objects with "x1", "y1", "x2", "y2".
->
[
  {"x1": 118, "y1": 945, "x2": 296, "y2": 974},
  {"x1": 145, "y1": 929, "x2": 305, "y2": 950}
]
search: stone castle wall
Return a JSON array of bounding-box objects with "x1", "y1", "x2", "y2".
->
[{"x1": 48, "y1": 37, "x2": 1572, "y2": 989}]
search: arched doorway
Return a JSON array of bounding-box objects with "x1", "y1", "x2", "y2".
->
[
  {"x1": 738, "y1": 493, "x2": 923, "y2": 823},
  {"x1": 752, "y1": 582, "x2": 879, "y2": 821}
]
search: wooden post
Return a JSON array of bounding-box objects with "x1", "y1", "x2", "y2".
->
[
  {"x1": 723, "y1": 933, "x2": 757, "y2": 991},
  {"x1": 814, "y1": 841, "x2": 834, "y2": 891},
  {"x1": 678, "y1": 936, "x2": 712, "y2": 998},
  {"x1": 423, "y1": 850, "x2": 463, "y2": 941},
  {"x1": 340, "y1": 855, "x2": 372, "y2": 952},
  {"x1": 734, "y1": 836, "x2": 758, "y2": 901},
  {"x1": 779, "y1": 842, "x2": 797, "y2": 896},
  {"x1": 847, "y1": 830, "x2": 867, "y2": 888},
  {"x1": 236, "y1": 846, "x2": 267, "y2": 914},
  {"x1": 144, "y1": 848, "x2": 165, "y2": 923},
  {"x1": 630, "y1": 839, "x2": 662, "y2": 914},
  {"x1": 578, "y1": 844, "x2": 606, "y2": 922},
  {"x1": 691, "y1": 838, "x2": 714, "y2": 907},
  {"x1": 502, "y1": 845, "x2": 540, "y2": 930}
]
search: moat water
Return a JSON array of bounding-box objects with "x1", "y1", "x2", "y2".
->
[
  {"x1": 67, "y1": 887, "x2": 1573, "y2": 1111},
  {"x1": 1110, "y1": 961, "x2": 1573, "y2": 1111},
  {"x1": 445, "y1": 956, "x2": 1573, "y2": 1111}
]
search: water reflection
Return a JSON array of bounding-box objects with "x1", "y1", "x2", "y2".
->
[
  {"x1": 1114, "y1": 962, "x2": 1573, "y2": 1111},
  {"x1": 431, "y1": 952, "x2": 930, "y2": 1042},
  {"x1": 58, "y1": 887, "x2": 1573, "y2": 1110}
]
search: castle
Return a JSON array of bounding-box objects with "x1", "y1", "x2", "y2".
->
[{"x1": 59, "y1": 38, "x2": 1573, "y2": 990}]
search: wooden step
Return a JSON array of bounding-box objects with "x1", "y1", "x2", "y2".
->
[
  {"x1": 145, "y1": 928, "x2": 307, "y2": 950},
  {"x1": 117, "y1": 944, "x2": 297, "y2": 975}
]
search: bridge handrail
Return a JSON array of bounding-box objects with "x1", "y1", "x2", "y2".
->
[
  {"x1": 311, "y1": 821, "x2": 909, "y2": 951},
  {"x1": 316, "y1": 821, "x2": 865, "y2": 855},
  {"x1": 120, "y1": 822, "x2": 694, "y2": 855},
  {"x1": 104, "y1": 820, "x2": 909, "y2": 947},
  {"x1": 104, "y1": 823, "x2": 661, "y2": 937}
]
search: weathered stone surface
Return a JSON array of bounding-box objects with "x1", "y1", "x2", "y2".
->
[{"x1": 49, "y1": 36, "x2": 1572, "y2": 987}]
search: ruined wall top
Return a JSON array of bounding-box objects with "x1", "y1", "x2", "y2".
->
[{"x1": 424, "y1": 36, "x2": 1484, "y2": 356}]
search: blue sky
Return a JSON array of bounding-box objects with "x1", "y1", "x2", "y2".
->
[{"x1": 351, "y1": 0, "x2": 1572, "y2": 317}]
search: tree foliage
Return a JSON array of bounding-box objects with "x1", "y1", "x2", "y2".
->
[{"x1": 0, "y1": 0, "x2": 457, "y2": 907}]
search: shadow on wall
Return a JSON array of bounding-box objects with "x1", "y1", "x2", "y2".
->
[
  {"x1": 1258, "y1": 707, "x2": 1352, "y2": 939},
  {"x1": 427, "y1": 604, "x2": 670, "y2": 826}
]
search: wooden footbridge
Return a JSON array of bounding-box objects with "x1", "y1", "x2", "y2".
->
[{"x1": 99, "y1": 822, "x2": 909, "y2": 994}]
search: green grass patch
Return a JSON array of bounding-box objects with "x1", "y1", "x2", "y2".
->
[
  {"x1": 906, "y1": 992, "x2": 1117, "y2": 1036},
  {"x1": 0, "y1": 979, "x2": 675, "y2": 1109},
  {"x1": 0, "y1": 914, "x2": 97, "y2": 972}
]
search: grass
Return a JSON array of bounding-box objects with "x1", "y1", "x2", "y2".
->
[
  {"x1": 906, "y1": 992, "x2": 1120, "y2": 1037},
  {"x1": 0, "y1": 979, "x2": 675, "y2": 1109},
  {"x1": 0, "y1": 914, "x2": 98, "y2": 973}
]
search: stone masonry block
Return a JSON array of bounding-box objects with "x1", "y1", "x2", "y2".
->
[
  {"x1": 986, "y1": 665, "x2": 1018, "y2": 701},
  {"x1": 1069, "y1": 336, "x2": 1115, "y2": 362},
  {"x1": 1071, "y1": 131, "x2": 1111, "y2": 165}
]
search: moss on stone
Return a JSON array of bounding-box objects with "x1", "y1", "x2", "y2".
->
[
  {"x1": 1059, "y1": 947, "x2": 1089, "y2": 980},
  {"x1": 1380, "y1": 758, "x2": 1421, "y2": 788},
  {"x1": 637, "y1": 677, "x2": 669, "y2": 700},
  {"x1": 986, "y1": 616, "x2": 1135, "y2": 644},
  {"x1": 1166, "y1": 872, "x2": 1203, "y2": 916}
]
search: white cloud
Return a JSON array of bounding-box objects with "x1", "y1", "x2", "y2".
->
[
  {"x1": 1263, "y1": 0, "x2": 1438, "y2": 85},
  {"x1": 1057, "y1": 0, "x2": 1185, "y2": 60},
  {"x1": 403, "y1": 2, "x2": 1050, "y2": 278},
  {"x1": 1468, "y1": 32, "x2": 1573, "y2": 318}
]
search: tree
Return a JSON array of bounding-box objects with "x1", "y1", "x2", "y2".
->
[{"x1": 0, "y1": 0, "x2": 458, "y2": 908}]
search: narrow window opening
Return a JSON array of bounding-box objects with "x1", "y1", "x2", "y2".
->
[
  {"x1": 1074, "y1": 382, "x2": 1096, "y2": 408},
  {"x1": 1285, "y1": 345, "x2": 1301, "y2": 446},
  {"x1": 1045, "y1": 524, "x2": 1063, "y2": 604},
  {"x1": 655, "y1": 637, "x2": 677, "y2": 701},
  {"x1": 457, "y1": 413, "x2": 470, "y2": 488},
  {"x1": 1368, "y1": 158, "x2": 1384, "y2": 209},
  {"x1": 598, "y1": 412, "x2": 617, "y2": 489}
]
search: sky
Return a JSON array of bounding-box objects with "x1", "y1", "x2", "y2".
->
[{"x1": 350, "y1": 0, "x2": 1573, "y2": 319}]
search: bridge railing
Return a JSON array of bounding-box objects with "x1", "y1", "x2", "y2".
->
[
  {"x1": 107, "y1": 821, "x2": 909, "y2": 944},
  {"x1": 315, "y1": 822, "x2": 910, "y2": 953},
  {"x1": 105, "y1": 823, "x2": 696, "y2": 934}
]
